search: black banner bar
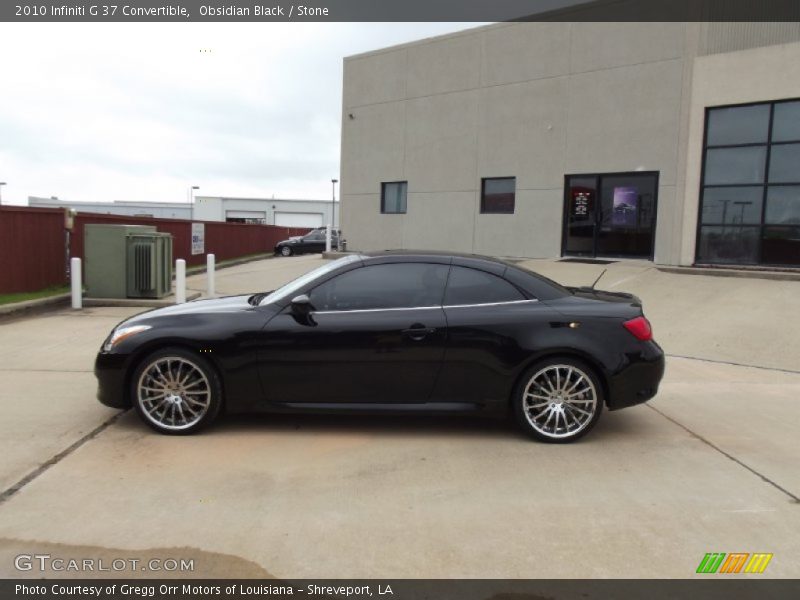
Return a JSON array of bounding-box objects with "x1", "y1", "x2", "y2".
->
[
  {"x1": 4, "y1": 579, "x2": 800, "y2": 600},
  {"x1": 3, "y1": 0, "x2": 800, "y2": 23}
]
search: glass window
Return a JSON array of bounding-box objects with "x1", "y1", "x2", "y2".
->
[
  {"x1": 381, "y1": 181, "x2": 407, "y2": 214},
  {"x1": 761, "y1": 226, "x2": 800, "y2": 265},
  {"x1": 768, "y1": 143, "x2": 800, "y2": 183},
  {"x1": 772, "y1": 101, "x2": 800, "y2": 142},
  {"x1": 697, "y1": 226, "x2": 759, "y2": 265},
  {"x1": 704, "y1": 147, "x2": 766, "y2": 185},
  {"x1": 444, "y1": 266, "x2": 524, "y2": 306},
  {"x1": 700, "y1": 187, "x2": 764, "y2": 225},
  {"x1": 260, "y1": 255, "x2": 362, "y2": 305},
  {"x1": 481, "y1": 177, "x2": 516, "y2": 214},
  {"x1": 706, "y1": 104, "x2": 770, "y2": 146},
  {"x1": 765, "y1": 186, "x2": 800, "y2": 225},
  {"x1": 699, "y1": 100, "x2": 800, "y2": 266},
  {"x1": 309, "y1": 263, "x2": 448, "y2": 311}
]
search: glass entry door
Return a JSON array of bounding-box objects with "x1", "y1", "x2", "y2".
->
[{"x1": 563, "y1": 172, "x2": 658, "y2": 259}]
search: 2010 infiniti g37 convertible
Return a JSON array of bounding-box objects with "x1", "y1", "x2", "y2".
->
[{"x1": 95, "y1": 251, "x2": 665, "y2": 443}]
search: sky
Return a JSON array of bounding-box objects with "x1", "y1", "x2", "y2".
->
[{"x1": 0, "y1": 22, "x2": 485, "y2": 206}]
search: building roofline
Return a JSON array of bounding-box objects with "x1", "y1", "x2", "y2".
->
[
  {"x1": 196, "y1": 196, "x2": 336, "y2": 204},
  {"x1": 343, "y1": 22, "x2": 509, "y2": 62}
]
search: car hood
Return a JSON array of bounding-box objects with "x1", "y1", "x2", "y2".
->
[{"x1": 124, "y1": 294, "x2": 259, "y2": 325}]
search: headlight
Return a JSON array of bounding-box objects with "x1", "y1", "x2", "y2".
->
[{"x1": 103, "y1": 324, "x2": 151, "y2": 352}]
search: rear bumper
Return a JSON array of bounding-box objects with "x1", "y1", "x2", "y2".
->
[
  {"x1": 606, "y1": 341, "x2": 665, "y2": 410},
  {"x1": 95, "y1": 352, "x2": 131, "y2": 409}
]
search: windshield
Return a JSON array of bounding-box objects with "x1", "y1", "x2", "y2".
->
[{"x1": 258, "y1": 254, "x2": 362, "y2": 306}]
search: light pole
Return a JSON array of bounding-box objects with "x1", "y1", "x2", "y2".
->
[
  {"x1": 331, "y1": 179, "x2": 338, "y2": 228},
  {"x1": 0, "y1": 182, "x2": 6, "y2": 206},
  {"x1": 188, "y1": 185, "x2": 199, "y2": 204}
]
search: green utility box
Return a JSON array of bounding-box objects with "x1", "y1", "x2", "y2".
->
[
  {"x1": 84, "y1": 224, "x2": 173, "y2": 299},
  {"x1": 126, "y1": 232, "x2": 173, "y2": 298}
]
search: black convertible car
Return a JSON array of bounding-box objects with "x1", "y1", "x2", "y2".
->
[{"x1": 95, "y1": 251, "x2": 664, "y2": 443}]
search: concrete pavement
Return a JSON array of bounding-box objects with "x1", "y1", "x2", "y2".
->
[{"x1": 0, "y1": 254, "x2": 798, "y2": 578}]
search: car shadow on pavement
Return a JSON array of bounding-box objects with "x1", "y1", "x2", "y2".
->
[
  {"x1": 209, "y1": 412, "x2": 516, "y2": 441},
  {"x1": 113, "y1": 407, "x2": 647, "y2": 444}
]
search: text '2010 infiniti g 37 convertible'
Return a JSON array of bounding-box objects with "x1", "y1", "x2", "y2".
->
[{"x1": 95, "y1": 251, "x2": 665, "y2": 443}]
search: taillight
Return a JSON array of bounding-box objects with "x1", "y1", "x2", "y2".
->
[{"x1": 623, "y1": 316, "x2": 652, "y2": 341}]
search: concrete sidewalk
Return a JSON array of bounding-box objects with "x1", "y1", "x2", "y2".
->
[{"x1": 0, "y1": 253, "x2": 797, "y2": 579}]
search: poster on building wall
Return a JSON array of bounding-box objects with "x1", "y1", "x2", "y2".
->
[
  {"x1": 570, "y1": 188, "x2": 594, "y2": 221},
  {"x1": 191, "y1": 222, "x2": 205, "y2": 255},
  {"x1": 612, "y1": 187, "x2": 638, "y2": 227}
]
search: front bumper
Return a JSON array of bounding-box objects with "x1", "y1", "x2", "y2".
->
[
  {"x1": 606, "y1": 341, "x2": 666, "y2": 410},
  {"x1": 95, "y1": 352, "x2": 131, "y2": 409}
]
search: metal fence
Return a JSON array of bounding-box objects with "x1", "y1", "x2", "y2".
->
[
  {"x1": 0, "y1": 206, "x2": 67, "y2": 294},
  {"x1": 0, "y1": 206, "x2": 311, "y2": 294}
]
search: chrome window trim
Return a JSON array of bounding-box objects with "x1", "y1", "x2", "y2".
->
[
  {"x1": 312, "y1": 299, "x2": 538, "y2": 315},
  {"x1": 444, "y1": 299, "x2": 538, "y2": 309},
  {"x1": 314, "y1": 305, "x2": 441, "y2": 315}
]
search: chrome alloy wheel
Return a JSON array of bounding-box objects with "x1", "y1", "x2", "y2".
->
[
  {"x1": 522, "y1": 364, "x2": 598, "y2": 439},
  {"x1": 136, "y1": 356, "x2": 211, "y2": 431}
]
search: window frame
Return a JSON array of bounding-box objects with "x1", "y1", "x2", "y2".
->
[
  {"x1": 442, "y1": 265, "x2": 531, "y2": 308},
  {"x1": 380, "y1": 181, "x2": 408, "y2": 215},
  {"x1": 696, "y1": 98, "x2": 800, "y2": 267},
  {"x1": 480, "y1": 177, "x2": 517, "y2": 214}
]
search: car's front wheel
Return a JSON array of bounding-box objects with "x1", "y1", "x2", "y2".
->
[
  {"x1": 280, "y1": 246, "x2": 292, "y2": 257},
  {"x1": 131, "y1": 347, "x2": 222, "y2": 435},
  {"x1": 513, "y1": 358, "x2": 603, "y2": 443}
]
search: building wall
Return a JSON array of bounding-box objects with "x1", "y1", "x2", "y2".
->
[
  {"x1": 340, "y1": 22, "x2": 690, "y2": 261},
  {"x1": 340, "y1": 22, "x2": 800, "y2": 265}
]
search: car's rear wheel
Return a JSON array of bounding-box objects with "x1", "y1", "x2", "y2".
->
[
  {"x1": 280, "y1": 246, "x2": 292, "y2": 257},
  {"x1": 513, "y1": 358, "x2": 603, "y2": 443},
  {"x1": 131, "y1": 348, "x2": 222, "y2": 435}
]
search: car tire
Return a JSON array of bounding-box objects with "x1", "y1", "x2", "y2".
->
[
  {"x1": 280, "y1": 246, "x2": 292, "y2": 257},
  {"x1": 512, "y1": 357, "x2": 603, "y2": 443},
  {"x1": 131, "y1": 347, "x2": 223, "y2": 435}
]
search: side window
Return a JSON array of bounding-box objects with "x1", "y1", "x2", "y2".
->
[
  {"x1": 310, "y1": 263, "x2": 449, "y2": 311},
  {"x1": 444, "y1": 266, "x2": 525, "y2": 306},
  {"x1": 304, "y1": 232, "x2": 324, "y2": 241}
]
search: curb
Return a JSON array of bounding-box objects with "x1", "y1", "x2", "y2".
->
[
  {"x1": 185, "y1": 253, "x2": 276, "y2": 275},
  {"x1": 0, "y1": 293, "x2": 71, "y2": 316},
  {"x1": 83, "y1": 292, "x2": 202, "y2": 308},
  {"x1": 0, "y1": 253, "x2": 276, "y2": 318},
  {"x1": 657, "y1": 266, "x2": 800, "y2": 282}
]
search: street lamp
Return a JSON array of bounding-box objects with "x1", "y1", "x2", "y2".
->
[
  {"x1": 188, "y1": 185, "x2": 199, "y2": 203},
  {"x1": 0, "y1": 182, "x2": 6, "y2": 206},
  {"x1": 331, "y1": 179, "x2": 338, "y2": 228}
]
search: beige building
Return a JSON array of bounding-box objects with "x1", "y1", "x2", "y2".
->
[{"x1": 339, "y1": 22, "x2": 800, "y2": 267}]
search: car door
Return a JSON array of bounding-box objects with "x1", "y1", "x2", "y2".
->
[
  {"x1": 299, "y1": 231, "x2": 325, "y2": 253},
  {"x1": 431, "y1": 263, "x2": 555, "y2": 406},
  {"x1": 257, "y1": 261, "x2": 449, "y2": 405}
]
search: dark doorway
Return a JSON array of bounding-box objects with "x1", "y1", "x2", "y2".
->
[{"x1": 563, "y1": 172, "x2": 659, "y2": 259}]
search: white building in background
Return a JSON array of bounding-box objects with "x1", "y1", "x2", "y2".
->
[
  {"x1": 29, "y1": 196, "x2": 192, "y2": 219},
  {"x1": 193, "y1": 196, "x2": 339, "y2": 228},
  {"x1": 28, "y1": 196, "x2": 340, "y2": 229}
]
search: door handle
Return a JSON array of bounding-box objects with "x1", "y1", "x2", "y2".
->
[{"x1": 402, "y1": 324, "x2": 436, "y2": 341}]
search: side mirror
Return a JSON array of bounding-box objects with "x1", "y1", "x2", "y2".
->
[{"x1": 290, "y1": 294, "x2": 315, "y2": 324}]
